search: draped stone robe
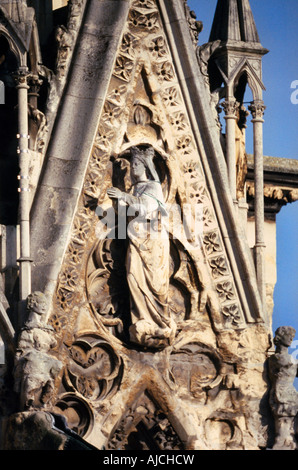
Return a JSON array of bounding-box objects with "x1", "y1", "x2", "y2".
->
[{"x1": 120, "y1": 180, "x2": 176, "y2": 349}]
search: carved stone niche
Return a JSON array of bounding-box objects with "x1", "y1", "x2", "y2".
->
[
  {"x1": 87, "y1": 147, "x2": 206, "y2": 347},
  {"x1": 107, "y1": 391, "x2": 184, "y2": 451}
]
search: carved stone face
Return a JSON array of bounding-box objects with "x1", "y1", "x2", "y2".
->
[
  {"x1": 274, "y1": 326, "x2": 296, "y2": 348},
  {"x1": 34, "y1": 297, "x2": 47, "y2": 315},
  {"x1": 27, "y1": 292, "x2": 48, "y2": 316},
  {"x1": 131, "y1": 157, "x2": 146, "y2": 181}
]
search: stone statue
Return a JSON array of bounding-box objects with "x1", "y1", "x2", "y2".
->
[
  {"x1": 13, "y1": 292, "x2": 62, "y2": 410},
  {"x1": 268, "y1": 326, "x2": 298, "y2": 450},
  {"x1": 107, "y1": 146, "x2": 176, "y2": 349}
]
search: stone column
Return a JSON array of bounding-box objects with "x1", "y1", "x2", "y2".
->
[
  {"x1": 249, "y1": 100, "x2": 266, "y2": 311},
  {"x1": 15, "y1": 67, "x2": 32, "y2": 326},
  {"x1": 223, "y1": 98, "x2": 239, "y2": 202}
]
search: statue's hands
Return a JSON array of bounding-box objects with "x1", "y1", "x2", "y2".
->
[{"x1": 107, "y1": 187, "x2": 123, "y2": 200}]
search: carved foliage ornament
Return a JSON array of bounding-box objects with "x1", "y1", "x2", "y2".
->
[
  {"x1": 248, "y1": 101, "x2": 266, "y2": 120},
  {"x1": 222, "y1": 99, "x2": 239, "y2": 117},
  {"x1": 128, "y1": 6, "x2": 159, "y2": 32}
]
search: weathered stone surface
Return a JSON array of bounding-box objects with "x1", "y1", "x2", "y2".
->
[
  {"x1": 27, "y1": 0, "x2": 273, "y2": 451},
  {"x1": 13, "y1": 292, "x2": 63, "y2": 410},
  {"x1": 30, "y1": 0, "x2": 131, "y2": 299},
  {"x1": 0, "y1": 0, "x2": 297, "y2": 452},
  {"x1": 268, "y1": 327, "x2": 298, "y2": 450},
  {"x1": 3, "y1": 411, "x2": 67, "y2": 450}
]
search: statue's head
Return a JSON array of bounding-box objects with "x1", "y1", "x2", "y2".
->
[
  {"x1": 274, "y1": 326, "x2": 296, "y2": 348},
  {"x1": 130, "y1": 145, "x2": 159, "y2": 183},
  {"x1": 130, "y1": 147, "x2": 147, "y2": 181},
  {"x1": 26, "y1": 291, "x2": 48, "y2": 316}
]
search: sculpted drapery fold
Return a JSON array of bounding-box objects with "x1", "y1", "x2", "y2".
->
[{"x1": 107, "y1": 145, "x2": 176, "y2": 349}]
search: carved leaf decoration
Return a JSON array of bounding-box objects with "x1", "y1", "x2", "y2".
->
[
  {"x1": 69, "y1": 346, "x2": 112, "y2": 376},
  {"x1": 76, "y1": 375, "x2": 103, "y2": 400},
  {"x1": 216, "y1": 282, "x2": 235, "y2": 301},
  {"x1": 114, "y1": 55, "x2": 134, "y2": 81},
  {"x1": 222, "y1": 304, "x2": 241, "y2": 326},
  {"x1": 148, "y1": 36, "x2": 167, "y2": 59},
  {"x1": 121, "y1": 33, "x2": 139, "y2": 57},
  {"x1": 129, "y1": 10, "x2": 159, "y2": 31},
  {"x1": 107, "y1": 393, "x2": 184, "y2": 450},
  {"x1": 203, "y1": 231, "x2": 221, "y2": 255},
  {"x1": 209, "y1": 256, "x2": 229, "y2": 278},
  {"x1": 107, "y1": 85, "x2": 127, "y2": 105}
]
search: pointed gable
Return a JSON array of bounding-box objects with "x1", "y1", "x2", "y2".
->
[
  {"x1": 30, "y1": 0, "x2": 266, "y2": 335},
  {"x1": 0, "y1": 0, "x2": 35, "y2": 53}
]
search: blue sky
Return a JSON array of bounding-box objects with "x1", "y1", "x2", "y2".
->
[{"x1": 188, "y1": 0, "x2": 298, "y2": 358}]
